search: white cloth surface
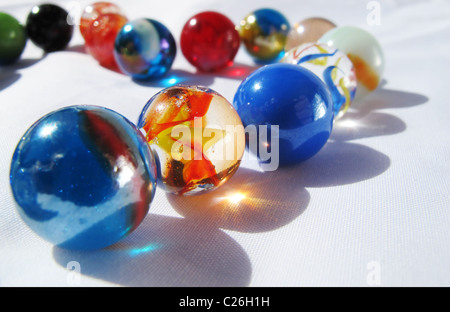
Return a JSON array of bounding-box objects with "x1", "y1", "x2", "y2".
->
[{"x1": 0, "y1": 0, "x2": 449, "y2": 286}]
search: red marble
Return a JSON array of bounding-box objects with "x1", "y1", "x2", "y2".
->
[{"x1": 180, "y1": 11, "x2": 240, "y2": 72}]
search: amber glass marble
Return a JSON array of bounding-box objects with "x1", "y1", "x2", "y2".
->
[{"x1": 285, "y1": 17, "x2": 336, "y2": 51}]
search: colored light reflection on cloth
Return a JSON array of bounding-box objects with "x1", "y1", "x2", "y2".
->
[{"x1": 128, "y1": 243, "x2": 162, "y2": 257}]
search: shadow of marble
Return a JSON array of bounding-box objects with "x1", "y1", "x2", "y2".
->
[
  {"x1": 0, "y1": 56, "x2": 46, "y2": 92},
  {"x1": 168, "y1": 167, "x2": 310, "y2": 233},
  {"x1": 132, "y1": 69, "x2": 215, "y2": 88},
  {"x1": 294, "y1": 141, "x2": 391, "y2": 188},
  {"x1": 333, "y1": 88, "x2": 428, "y2": 141},
  {"x1": 351, "y1": 88, "x2": 429, "y2": 113},
  {"x1": 5, "y1": 57, "x2": 46, "y2": 70},
  {"x1": 53, "y1": 214, "x2": 252, "y2": 287},
  {"x1": 65, "y1": 44, "x2": 87, "y2": 54},
  {"x1": 129, "y1": 62, "x2": 260, "y2": 88},
  {"x1": 332, "y1": 111, "x2": 407, "y2": 141},
  {"x1": 213, "y1": 62, "x2": 261, "y2": 80},
  {"x1": 168, "y1": 140, "x2": 390, "y2": 232},
  {"x1": 0, "y1": 72, "x2": 21, "y2": 92}
]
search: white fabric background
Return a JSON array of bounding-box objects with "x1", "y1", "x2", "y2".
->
[{"x1": 0, "y1": 0, "x2": 449, "y2": 287}]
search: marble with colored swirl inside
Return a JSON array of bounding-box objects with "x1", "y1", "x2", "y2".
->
[
  {"x1": 114, "y1": 18, "x2": 176, "y2": 80},
  {"x1": 138, "y1": 85, "x2": 246, "y2": 195},
  {"x1": 238, "y1": 8, "x2": 290, "y2": 63},
  {"x1": 282, "y1": 43, "x2": 357, "y2": 119}
]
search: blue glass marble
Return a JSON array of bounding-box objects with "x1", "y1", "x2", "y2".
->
[
  {"x1": 114, "y1": 18, "x2": 176, "y2": 80},
  {"x1": 233, "y1": 63, "x2": 334, "y2": 166},
  {"x1": 238, "y1": 8, "x2": 290, "y2": 63},
  {"x1": 9, "y1": 106, "x2": 158, "y2": 250}
]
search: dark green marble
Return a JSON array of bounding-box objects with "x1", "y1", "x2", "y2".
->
[{"x1": 0, "y1": 12, "x2": 27, "y2": 65}]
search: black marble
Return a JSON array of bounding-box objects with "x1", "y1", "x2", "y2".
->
[{"x1": 25, "y1": 4, "x2": 73, "y2": 52}]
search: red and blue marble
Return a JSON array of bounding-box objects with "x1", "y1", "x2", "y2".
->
[{"x1": 10, "y1": 106, "x2": 157, "y2": 250}]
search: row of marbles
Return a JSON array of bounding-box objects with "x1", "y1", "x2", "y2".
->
[
  {"x1": 78, "y1": 2, "x2": 384, "y2": 119},
  {"x1": 6, "y1": 2, "x2": 385, "y2": 251},
  {"x1": 1, "y1": 2, "x2": 384, "y2": 120}
]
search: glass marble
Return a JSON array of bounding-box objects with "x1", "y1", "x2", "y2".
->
[
  {"x1": 84, "y1": 13, "x2": 128, "y2": 71},
  {"x1": 318, "y1": 26, "x2": 385, "y2": 101},
  {"x1": 180, "y1": 11, "x2": 240, "y2": 72},
  {"x1": 138, "y1": 85, "x2": 246, "y2": 195},
  {"x1": 114, "y1": 18, "x2": 176, "y2": 80},
  {"x1": 0, "y1": 12, "x2": 27, "y2": 65},
  {"x1": 25, "y1": 4, "x2": 73, "y2": 52},
  {"x1": 9, "y1": 106, "x2": 158, "y2": 250},
  {"x1": 282, "y1": 43, "x2": 357, "y2": 119},
  {"x1": 79, "y1": 2, "x2": 125, "y2": 39},
  {"x1": 285, "y1": 17, "x2": 336, "y2": 51},
  {"x1": 238, "y1": 8, "x2": 290, "y2": 63},
  {"x1": 233, "y1": 63, "x2": 333, "y2": 166}
]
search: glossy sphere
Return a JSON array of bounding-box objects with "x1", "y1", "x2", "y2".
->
[
  {"x1": 285, "y1": 17, "x2": 336, "y2": 51},
  {"x1": 10, "y1": 106, "x2": 158, "y2": 250},
  {"x1": 138, "y1": 85, "x2": 245, "y2": 195},
  {"x1": 0, "y1": 12, "x2": 27, "y2": 65},
  {"x1": 79, "y1": 2, "x2": 124, "y2": 39},
  {"x1": 238, "y1": 8, "x2": 290, "y2": 63},
  {"x1": 114, "y1": 19, "x2": 176, "y2": 80},
  {"x1": 319, "y1": 26, "x2": 385, "y2": 101},
  {"x1": 84, "y1": 13, "x2": 128, "y2": 70},
  {"x1": 282, "y1": 43, "x2": 357, "y2": 119},
  {"x1": 26, "y1": 4, "x2": 73, "y2": 52},
  {"x1": 233, "y1": 63, "x2": 333, "y2": 166},
  {"x1": 180, "y1": 11, "x2": 240, "y2": 72}
]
